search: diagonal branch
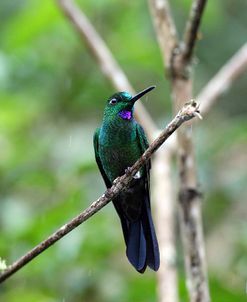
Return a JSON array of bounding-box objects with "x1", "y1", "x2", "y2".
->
[
  {"x1": 0, "y1": 101, "x2": 200, "y2": 284},
  {"x1": 198, "y1": 42, "x2": 247, "y2": 115},
  {"x1": 149, "y1": 0, "x2": 178, "y2": 71},
  {"x1": 181, "y1": 0, "x2": 208, "y2": 64},
  {"x1": 57, "y1": 0, "x2": 157, "y2": 138}
]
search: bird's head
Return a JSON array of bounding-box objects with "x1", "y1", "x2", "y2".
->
[{"x1": 103, "y1": 86, "x2": 155, "y2": 121}]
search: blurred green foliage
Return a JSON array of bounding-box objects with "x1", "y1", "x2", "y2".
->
[{"x1": 0, "y1": 0, "x2": 247, "y2": 301}]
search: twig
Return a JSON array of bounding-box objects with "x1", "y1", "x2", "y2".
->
[
  {"x1": 0, "y1": 101, "x2": 201, "y2": 284},
  {"x1": 181, "y1": 0, "x2": 208, "y2": 63},
  {"x1": 57, "y1": 0, "x2": 157, "y2": 138},
  {"x1": 149, "y1": 0, "x2": 178, "y2": 70},
  {"x1": 198, "y1": 42, "x2": 247, "y2": 115}
]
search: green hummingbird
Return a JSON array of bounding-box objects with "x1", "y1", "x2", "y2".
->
[{"x1": 93, "y1": 86, "x2": 160, "y2": 273}]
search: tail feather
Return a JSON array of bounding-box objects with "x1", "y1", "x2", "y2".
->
[
  {"x1": 113, "y1": 192, "x2": 159, "y2": 273},
  {"x1": 141, "y1": 195, "x2": 160, "y2": 271},
  {"x1": 126, "y1": 221, "x2": 147, "y2": 273},
  {"x1": 125, "y1": 198, "x2": 160, "y2": 273}
]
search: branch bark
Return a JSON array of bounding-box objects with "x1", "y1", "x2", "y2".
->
[
  {"x1": 0, "y1": 101, "x2": 201, "y2": 284},
  {"x1": 198, "y1": 42, "x2": 247, "y2": 115},
  {"x1": 181, "y1": 0, "x2": 208, "y2": 64},
  {"x1": 148, "y1": 0, "x2": 178, "y2": 71},
  {"x1": 57, "y1": 0, "x2": 157, "y2": 139}
]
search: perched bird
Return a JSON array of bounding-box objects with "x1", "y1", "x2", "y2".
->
[{"x1": 93, "y1": 86, "x2": 160, "y2": 273}]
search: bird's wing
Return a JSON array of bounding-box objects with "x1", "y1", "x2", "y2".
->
[
  {"x1": 94, "y1": 128, "x2": 130, "y2": 247},
  {"x1": 93, "y1": 128, "x2": 112, "y2": 188}
]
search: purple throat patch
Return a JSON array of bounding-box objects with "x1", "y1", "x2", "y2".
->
[{"x1": 119, "y1": 110, "x2": 132, "y2": 120}]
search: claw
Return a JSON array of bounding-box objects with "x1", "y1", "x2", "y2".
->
[
  {"x1": 113, "y1": 177, "x2": 120, "y2": 185},
  {"x1": 124, "y1": 167, "x2": 131, "y2": 173}
]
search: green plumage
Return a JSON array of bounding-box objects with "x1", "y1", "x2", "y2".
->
[
  {"x1": 94, "y1": 118, "x2": 146, "y2": 182},
  {"x1": 93, "y1": 86, "x2": 160, "y2": 273}
]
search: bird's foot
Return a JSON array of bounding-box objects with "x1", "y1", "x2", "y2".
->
[{"x1": 113, "y1": 177, "x2": 121, "y2": 185}]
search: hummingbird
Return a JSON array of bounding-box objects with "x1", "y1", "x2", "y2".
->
[{"x1": 93, "y1": 86, "x2": 160, "y2": 273}]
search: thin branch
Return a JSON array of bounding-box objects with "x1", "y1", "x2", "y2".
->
[
  {"x1": 149, "y1": 0, "x2": 178, "y2": 70},
  {"x1": 0, "y1": 101, "x2": 201, "y2": 284},
  {"x1": 181, "y1": 0, "x2": 208, "y2": 63},
  {"x1": 198, "y1": 42, "x2": 247, "y2": 115},
  {"x1": 57, "y1": 0, "x2": 157, "y2": 138}
]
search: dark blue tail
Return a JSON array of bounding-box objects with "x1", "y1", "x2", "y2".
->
[
  {"x1": 126, "y1": 220, "x2": 147, "y2": 272},
  {"x1": 125, "y1": 196, "x2": 160, "y2": 273}
]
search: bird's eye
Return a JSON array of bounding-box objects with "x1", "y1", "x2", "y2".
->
[{"x1": 109, "y1": 98, "x2": 117, "y2": 105}]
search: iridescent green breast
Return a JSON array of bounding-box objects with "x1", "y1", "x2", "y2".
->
[
  {"x1": 99, "y1": 143, "x2": 141, "y2": 182},
  {"x1": 98, "y1": 119, "x2": 142, "y2": 182}
]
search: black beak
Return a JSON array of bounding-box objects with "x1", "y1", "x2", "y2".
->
[{"x1": 131, "y1": 85, "x2": 156, "y2": 103}]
